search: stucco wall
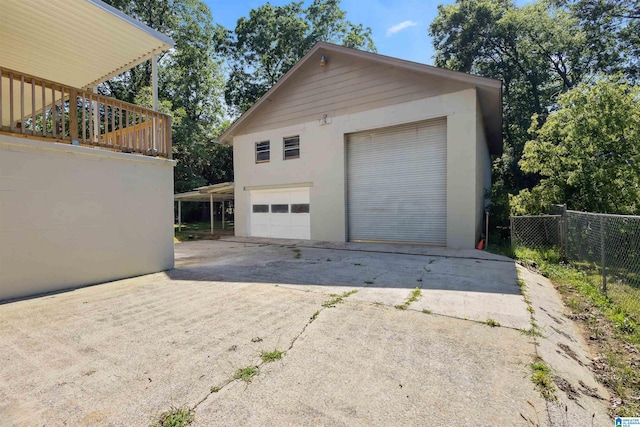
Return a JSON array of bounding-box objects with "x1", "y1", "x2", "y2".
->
[
  {"x1": 233, "y1": 88, "x2": 485, "y2": 248},
  {"x1": 0, "y1": 135, "x2": 175, "y2": 302},
  {"x1": 475, "y1": 96, "x2": 492, "y2": 244}
]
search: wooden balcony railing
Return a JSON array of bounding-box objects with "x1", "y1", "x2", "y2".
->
[{"x1": 0, "y1": 68, "x2": 171, "y2": 158}]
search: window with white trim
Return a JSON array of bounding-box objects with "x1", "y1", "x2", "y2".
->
[
  {"x1": 283, "y1": 136, "x2": 300, "y2": 160},
  {"x1": 256, "y1": 141, "x2": 270, "y2": 163}
]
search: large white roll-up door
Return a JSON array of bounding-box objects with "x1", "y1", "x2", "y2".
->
[{"x1": 347, "y1": 118, "x2": 447, "y2": 244}]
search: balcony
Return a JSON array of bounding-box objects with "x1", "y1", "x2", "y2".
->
[
  {"x1": 0, "y1": 68, "x2": 171, "y2": 158},
  {"x1": 0, "y1": 0, "x2": 175, "y2": 159}
]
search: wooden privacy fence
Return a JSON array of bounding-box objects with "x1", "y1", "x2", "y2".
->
[{"x1": 0, "y1": 67, "x2": 171, "y2": 158}]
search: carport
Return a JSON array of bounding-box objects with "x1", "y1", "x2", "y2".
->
[{"x1": 174, "y1": 182, "x2": 234, "y2": 234}]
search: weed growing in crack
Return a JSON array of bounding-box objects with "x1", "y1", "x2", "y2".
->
[
  {"x1": 233, "y1": 366, "x2": 259, "y2": 383},
  {"x1": 292, "y1": 248, "x2": 301, "y2": 259},
  {"x1": 422, "y1": 309, "x2": 432, "y2": 314},
  {"x1": 322, "y1": 289, "x2": 358, "y2": 308},
  {"x1": 485, "y1": 318, "x2": 501, "y2": 327},
  {"x1": 151, "y1": 407, "x2": 194, "y2": 427},
  {"x1": 260, "y1": 350, "x2": 285, "y2": 363},
  {"x1": 395, "y1": 287, "x2": 422, "y2": 310},
  {"x1": 364, "y1": 280, "x2": 374, "y2": 284},
  {"x1": 530, "y1": 360, "x2": 556, "y2": 401},
  {"x1": 210, "y1": 386, "x2": 221, "y2": 393},
  {"x1": 310, "y1": 310, "x2": 320, "y2": 322}
]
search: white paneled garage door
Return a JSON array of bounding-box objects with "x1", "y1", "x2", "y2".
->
[
  {"x1": 347, "y1": 118, "x2": 447, "y2": 244},
  {"x1": 250, "y1": 188, "x2": 310, "y2": 239}
]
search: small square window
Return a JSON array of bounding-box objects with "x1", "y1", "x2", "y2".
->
[
  {"x1": 256, "y1": 141, "x2": 270, "y2": 163},
  {"x1": 291, "y1": 204, "x2": 310, "y2": 213},
  {"x1": 283, "y1": 136, "x2": 300, "y2": 160},
  {"x1": 252, "y1": 204, "x2": 269, "y2": 213},
  {"x1": 271, "y1": 204, "x2": 289, "y2": 213}
]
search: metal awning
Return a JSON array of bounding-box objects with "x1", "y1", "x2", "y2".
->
[
  {"x1": 0, "y1": 0, "x2": 174, "y2": 90},
  {"x1": 174, "y1": 183, "x2": 235, "y2": 234}
]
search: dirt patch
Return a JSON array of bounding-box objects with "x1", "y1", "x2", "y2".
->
[
  {"x1": 550, "y1": 326, "x2": 575, "y2": 342},
  {"x1": 553, "y1": 375, "x2": 579, "y2": 401},
  {"x1": 558, "y1": 343, "x2": 584, "y2": 366},
  {"x1": 579, "y1": 380, "x2": 604, "y2": 400}
]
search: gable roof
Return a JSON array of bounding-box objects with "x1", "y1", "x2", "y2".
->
[{"x1": 220, "y1": 42, "x2": 502, "y2": 155}]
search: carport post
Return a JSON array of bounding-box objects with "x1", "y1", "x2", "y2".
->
[
  {"x1": 210, "y1": 194, "x2": 214, "y2": 235},
  {"x1": 178, "y1": 200, "x2": 182, "y2": 232},
  {"x1": 222, "y1": 200, "x2": 225, "y2": 229}
]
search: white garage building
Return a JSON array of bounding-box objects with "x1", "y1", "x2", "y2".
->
[{"x1": 220, "y1": 42, "x2": 502, "y2": 249}]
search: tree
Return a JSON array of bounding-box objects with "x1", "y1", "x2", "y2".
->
[
  {"x1": 101, "y1": 0, "x2": 228, "y2": 193},
  {"x1": 428, "y1": 0, "x2": 630, "y2": 227},
  {"x1": 219, "y1": 0, "x2": 375, "y2": 115},
  {"x1": 513, "y1": 77, "x2": 640, "y2": 214}
]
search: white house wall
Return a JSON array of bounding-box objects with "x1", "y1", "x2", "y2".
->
[
  {"x1": 476, "y1": 96, "x2": 492, "y2": 242},
  {"x1": 0, "y1": 135, "x2": 175, "y2": 301},
  {"x1": 233, "y1": 88, "x2": 487, "y2": 248}
]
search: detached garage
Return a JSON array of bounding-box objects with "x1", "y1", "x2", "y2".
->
[{"x1": 220, "y1": 42, "x2": 502, "y2": 249}]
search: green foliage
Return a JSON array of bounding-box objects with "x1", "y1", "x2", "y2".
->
[
  {"x1": 429, "y1": 0, "x2": 638, "y2": 225},
  {"x1": 101, "y1": 0, "x2": 229, "y2": 193},
  {"x1": 513, "y1": 246, "x2": 640, "y2": 344},
  {"x1": 260, "y1": 349, "x2": 285, "y2": 363},
  {"x1": 515, "y1": 77, "x2": 640, "y2": 214},
  {"x1": 233, "y1": 366, "x2": 259, "y2": 382},
  {"x1": 151, "y1": 407, "x2": 194, "y2": 427},
  {"x1": 218, "y1": 0, "x2": 375, "y2": 115},
  {"x1": 530, "y1": 361, "x2": 556, "y2": 400}
]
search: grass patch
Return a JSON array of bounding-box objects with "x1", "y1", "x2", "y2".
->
[
  {"x1": 260, "y1": 349, "x2": 284, "y2": 363},
  {"x1": 514, "y1": 246, "x2": 640, "y2": 344},
  {"x1": 322, "y1": 289, "x2": 358, "y2": 308},
  {"x1": 174, "y1": 221, "x2": 233, "y2": 242},
  {"x1": 151, "y1": 407, "x2": 194, "y2": 427},
  {"x1": 395, "y1": 287, "x2": 422, "y2": 310},
  {"x1": 514, "y1": 245, "x2": 640, "y2": 416},
  {"x1": 233, "y1": 366, "x2": 259, "y2": 383},
  {"x1": 530, "y1": 361, "x2": 556, "y2": 401},
  {"x1": 485, "y1": 318, "x2": 501, "y2": 327}
]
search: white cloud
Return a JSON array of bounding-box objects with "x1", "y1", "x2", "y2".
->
[{"x1": 386, "y1": 20, "x2": 418, "y2": 37}]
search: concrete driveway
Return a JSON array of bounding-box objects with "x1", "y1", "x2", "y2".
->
[{"x1": 0, "y1": 238, "x2": 608, "y2": 426}]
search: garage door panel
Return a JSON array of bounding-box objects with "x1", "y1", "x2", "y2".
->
[
  {"x1": 249, "y1": 188, "x2": 310, "y2": 240},
  {"x1": 347, "y1": 118, "x2": 446, "y2": 245}
]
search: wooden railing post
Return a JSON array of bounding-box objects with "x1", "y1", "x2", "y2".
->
[
  {"x1": 69, "y1": 89, "x2": 78, "y2": 143},
  {"x1": 0, "y1": 68, "x2": 171, "y2": 158}
]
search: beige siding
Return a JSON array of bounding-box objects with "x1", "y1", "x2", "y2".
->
[
  {"x1": 0, "y1": 135, "x2": 175, "y2": 301},
  {"x1": 240, "y1": 50, "x2": 470, "y2": 135}
]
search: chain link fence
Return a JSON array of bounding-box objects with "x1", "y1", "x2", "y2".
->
[
  {"x1": 511, "y1": 215, "x2": 563, "y2": 250},
  {"x1": 510, "y1": 209, "x2": 640, "y2": 314}
]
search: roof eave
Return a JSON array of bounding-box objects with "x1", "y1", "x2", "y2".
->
[{"x1": 220, "y1": 42, "x2": 503, "y2": 150}]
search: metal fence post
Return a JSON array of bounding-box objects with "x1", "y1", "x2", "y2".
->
[
  {"x1": 600, "y1": 215, "x2": 607, "y2": 294},
  {"x1": 510, "y1": 216, "x2": 514, "y2": 249}
]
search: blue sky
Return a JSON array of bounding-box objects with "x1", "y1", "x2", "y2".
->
[{"x1": 203, "y1": 0, "x2": 452, "y2": 65}]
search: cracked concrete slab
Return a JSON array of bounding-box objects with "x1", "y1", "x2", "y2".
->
[
  {"x1": 518, "y1": 266, "x2": 610, "y2": 426},
  {"x1": 193, "y1": 299, "x2": 545, "y2": 426},
  {"x1": 0, "y1": 239, "x2": 610, "y2": 426}
]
